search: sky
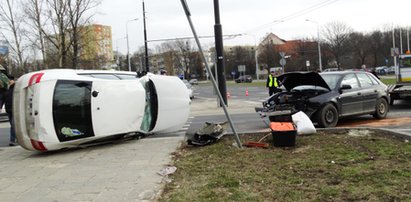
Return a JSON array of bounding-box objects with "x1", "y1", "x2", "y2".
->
[{"x1": 93, "y1": 0, "x2": 411, "y2": 55}]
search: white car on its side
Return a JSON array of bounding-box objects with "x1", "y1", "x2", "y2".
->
[{"x1": 13, "y1": 69, "x2": 190, "y2": 151}]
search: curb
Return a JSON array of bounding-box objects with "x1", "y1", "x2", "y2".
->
[{"x1": 222, "y1": 127, "x2": 411, "y2": 141}]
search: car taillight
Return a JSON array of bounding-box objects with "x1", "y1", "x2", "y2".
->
[
  {"x1": 28, "y1": 73, "x2": 44, "y2": 86},
  {"x1": 30, "y1": 139, "x2": 47, "y2": 151}
]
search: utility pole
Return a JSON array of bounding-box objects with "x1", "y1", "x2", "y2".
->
[
  {"x1": 400, "y1": 28, "x2": 403, "y2": 54},
  {"x1": 393, "y1": 29, "x2": 397, "y2": 68},
  {"x1": 213, "y1": 0, "x2": 227, "y2": 106},
  {"x1": 126, "y1": 18, "x2": 138, "y2": 72},
  {"x1": 306, "y1": 19, "x2": 322, "y2": 71},
  {"x1": 142, "y1": 0, "x2": 149, "y2": 72},
  {"x1": 407, "y1": 28, "x2": 410, "y2": 53}
]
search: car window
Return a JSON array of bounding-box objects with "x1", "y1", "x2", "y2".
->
[
  {"x1": 116, "y1": 74, "x2": 138, "y2": 80},
  {"x1": 356, "y1": 73, "x2": 373, "y2": 87},
  {"x1": 53, "y1": 80, "x2": 94, "y2": 142},
  {"x1": 341, "y1": 74, "x2": 359, "y2": 89},
  {"x1": 367, "y1": 73, "x2": 381, "y2": 85},
  {"x1": 320, "y1": 74, "x2": 340, "y2": 89}
]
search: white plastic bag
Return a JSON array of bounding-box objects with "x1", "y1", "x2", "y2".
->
[{"x1": 292, "y1": 111, "x2": 316, "y2": 135}]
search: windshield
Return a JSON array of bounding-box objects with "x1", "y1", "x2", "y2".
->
[{"x1": 320, "y1": 74, "x2": 341, "y2": 90}]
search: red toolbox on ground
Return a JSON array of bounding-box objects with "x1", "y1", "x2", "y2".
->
[{"x1": 270, "y1": 122, "x2": 297, "y2": 147}]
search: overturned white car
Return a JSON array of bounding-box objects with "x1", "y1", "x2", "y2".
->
[{"x1": 13, "y1": 69, "x2": 190, "y2": 151}]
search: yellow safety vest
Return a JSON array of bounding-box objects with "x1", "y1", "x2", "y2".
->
[{"x1": 268, "y1": 75, "x2": 278, "y2": 87}]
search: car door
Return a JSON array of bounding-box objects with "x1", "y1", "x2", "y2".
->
[
  {"x1": 91, "y1": 80, "x2": 146, "y2": 137},
  {"x1": 338, "y1": 73, "x2": 363, "y2": 116},
  {"x1": 356, "y1": 73, "x2": 378, "y2": 112}
]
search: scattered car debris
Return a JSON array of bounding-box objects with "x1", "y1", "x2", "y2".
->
[
  {"x1": 243, "y1": 133, "x2": 271, "y2": 149},
  {"x1": 187, "y1": 122, "x2": 228, "y2": 146},
  {"x1": 157, "y1": 166, "x2": 177, "y2": 177},
  {"x1": 348, "y1": 129, "x2": 371, "y2": 137}
]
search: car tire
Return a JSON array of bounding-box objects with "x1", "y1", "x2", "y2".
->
[
  {"x1": 316, "y1": 103, "x2": 338, "y2": 128},
  {"x1": 373, "y1": 98, "x2": 388, "y2": 119}
]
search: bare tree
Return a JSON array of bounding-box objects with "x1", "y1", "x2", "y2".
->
[
  {"x1": 42, "y1": 0, "x2": 70, "y2": 68},
  {"x1": 39, "y1": 0, "x2": 100, "y2": 68},
  {"x1": 24, "y1": 0, "x2": 48, "y2": 68},
  {"x1": 322, "y1": 21, "x2": 353, "y2": 69},
  {"x1": 0, "y1": 0, "x2": 26, "y2": 74},
  {"x1": 173, "y1": 40, "x2": 193, "y2": 79},
  {"x1": 67, "y1": 0, "x2": 100, "y2": 69},
  {"x1": 349, "y1": 32, "x2": 371, "y2": 68},
  {"x1": 258, "y1": 42, "x2": 278, "y2": 71}
]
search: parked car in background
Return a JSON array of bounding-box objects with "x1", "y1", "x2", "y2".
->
[
  {"x1": 189, "y1": 79, "x2": 198, "y2": 85},
  {"x1": 183, "y1": 79, "x2": 194, "y2": 99},
  {"x1": 376, "y1": 66, "x2": 388, "y2": 74},
  {"x1": 14, "y1": 69, "x2": 190, "y2": 151},
  {"x1": 235, "y1": 75, "x2": 253, "y2": 83},
  {"x1": 259, "y1": 71, "x2": 389, "y2": 128}
]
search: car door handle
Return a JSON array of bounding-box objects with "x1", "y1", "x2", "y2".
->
[{"x1": 357, "y1": 92, "x2": 361, "y2": 95}]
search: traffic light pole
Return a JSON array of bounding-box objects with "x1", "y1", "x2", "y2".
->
[
  {"x1": 180, "y1": 0, "x2": 242, "y2": 148},
  {"x1": 142, "y1": 0, "x2": 149, "y2": 72},
  {"x1": 213, "y1": 0, "x2": 227, "y2": 106}
]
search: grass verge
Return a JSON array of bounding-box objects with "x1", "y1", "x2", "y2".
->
[{"x1": 161, "y1": 131, "x2": 411, "y2": 201}]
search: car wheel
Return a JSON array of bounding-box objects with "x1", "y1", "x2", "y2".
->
[
  {"x1": 316, "y1": 103, "x2": 338, "y2": 128},
  {"x1": 373, "y1": 98, "x2": 388, "y2": 119}
]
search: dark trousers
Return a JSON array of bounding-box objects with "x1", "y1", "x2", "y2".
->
[
  {"x1": 268, "y1": 87, "x2": 280, "y2": 96},
  {"x1": 7, "y1": 113, "x2": 16, "y2": 143}
]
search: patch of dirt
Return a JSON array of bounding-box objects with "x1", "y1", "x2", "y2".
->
[{"x1": 338, "y1": 117, "x2": 411, "y2": 127}]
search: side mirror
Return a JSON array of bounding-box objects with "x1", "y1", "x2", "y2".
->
[{"x1": 339, "y1": 84, "x2": 352, "y2": 93}]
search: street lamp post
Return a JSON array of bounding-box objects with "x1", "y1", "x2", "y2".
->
[
  {"x1": 306, "y1": 19, "x2": 322, "y2": 71},
  {"x1": 115, "y1": 37, "x2": 126, "y2": 69},
  {"x1": 126, "y1": 18, "x2": 138, "y2": 72}
]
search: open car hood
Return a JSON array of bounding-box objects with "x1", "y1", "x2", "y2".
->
[{"x1": 278, "y1": 72, "x2": 331, "y2": 91}]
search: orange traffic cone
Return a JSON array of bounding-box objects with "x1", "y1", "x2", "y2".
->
[
  {"x1": 227, "y1": 91, "x2": 231, "y2": 99},
  {"x1": 245, "y1": 88, "x2": 249, "y2": 96}
]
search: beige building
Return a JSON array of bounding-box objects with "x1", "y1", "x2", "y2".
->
[{"x1": 79, "y1": 24, "x2": 113, "y2": 66}]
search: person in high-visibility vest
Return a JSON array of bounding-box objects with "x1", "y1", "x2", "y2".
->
[{"x1": 266, "y1": 70, "x2": 281, "y2": 96}]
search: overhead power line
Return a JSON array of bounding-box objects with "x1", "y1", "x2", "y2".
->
[{"x1": 245, "y1": 0, "x2": 340, "y2": 34}]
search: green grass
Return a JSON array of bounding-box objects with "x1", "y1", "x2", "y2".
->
[
  {"x1": 380, "y1": 77, "x2": 396, "y2": 85},
  {"x1": 161, "y1": 131, "x2": 411, "y2": 201}
]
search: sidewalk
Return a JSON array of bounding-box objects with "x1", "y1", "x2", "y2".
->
[
  {"x1": 1, "y1": 98, "x2": 410, "y2": 201},
  {"x1": 0, "y1": 98, "x2": 259, "y2": 201}
]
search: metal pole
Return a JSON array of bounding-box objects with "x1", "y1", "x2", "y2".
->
[
  {"x1": 407, "y1": 28, "x2": 410, "y2": 52},
  {"x1": 180, "y1": 0, "x2": 242, "y2": 148},
  {"x1": 126, "y1": 22, "x2": 131, "y2": 71},
  {"x1": 306, "y1": 19, "x2": 322, "y2": 71},
  {"x1": 142, "y1": 0, "x2": 149, "y2": 72},
  {"x1": 255, "y1": 48, "x2": 259, "y2": 79},
  {"x1": 213, "y1": 0, "x2": 227, "y2": 106},
  {"x1": 316, "y1": 22, "x2": 322, "y2": 71},
  {"x1": 126, "y1": 18, "x2": 138, "y2": 72},
  {"x1": 400, "y1": 28, "x2": 403, "y2": 54},
  {"x1": 393, "y1": 29, "x2": 397, "y2": 67}
]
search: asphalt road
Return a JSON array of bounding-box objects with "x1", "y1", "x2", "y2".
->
[
  {"x1": 2, "y1": 82, "x2": 410, "y2": 148},
  {"x1": 189, "y1": 82, "x2": 411, "y2": 134}
]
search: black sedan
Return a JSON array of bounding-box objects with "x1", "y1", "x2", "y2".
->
[{"x1": 261, "y1": 71, "x2": 390, "y2": 128}]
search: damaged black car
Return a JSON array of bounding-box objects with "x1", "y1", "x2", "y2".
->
[{"x1": 259, "y1": 71, "x2": 390, "y2": 128}]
